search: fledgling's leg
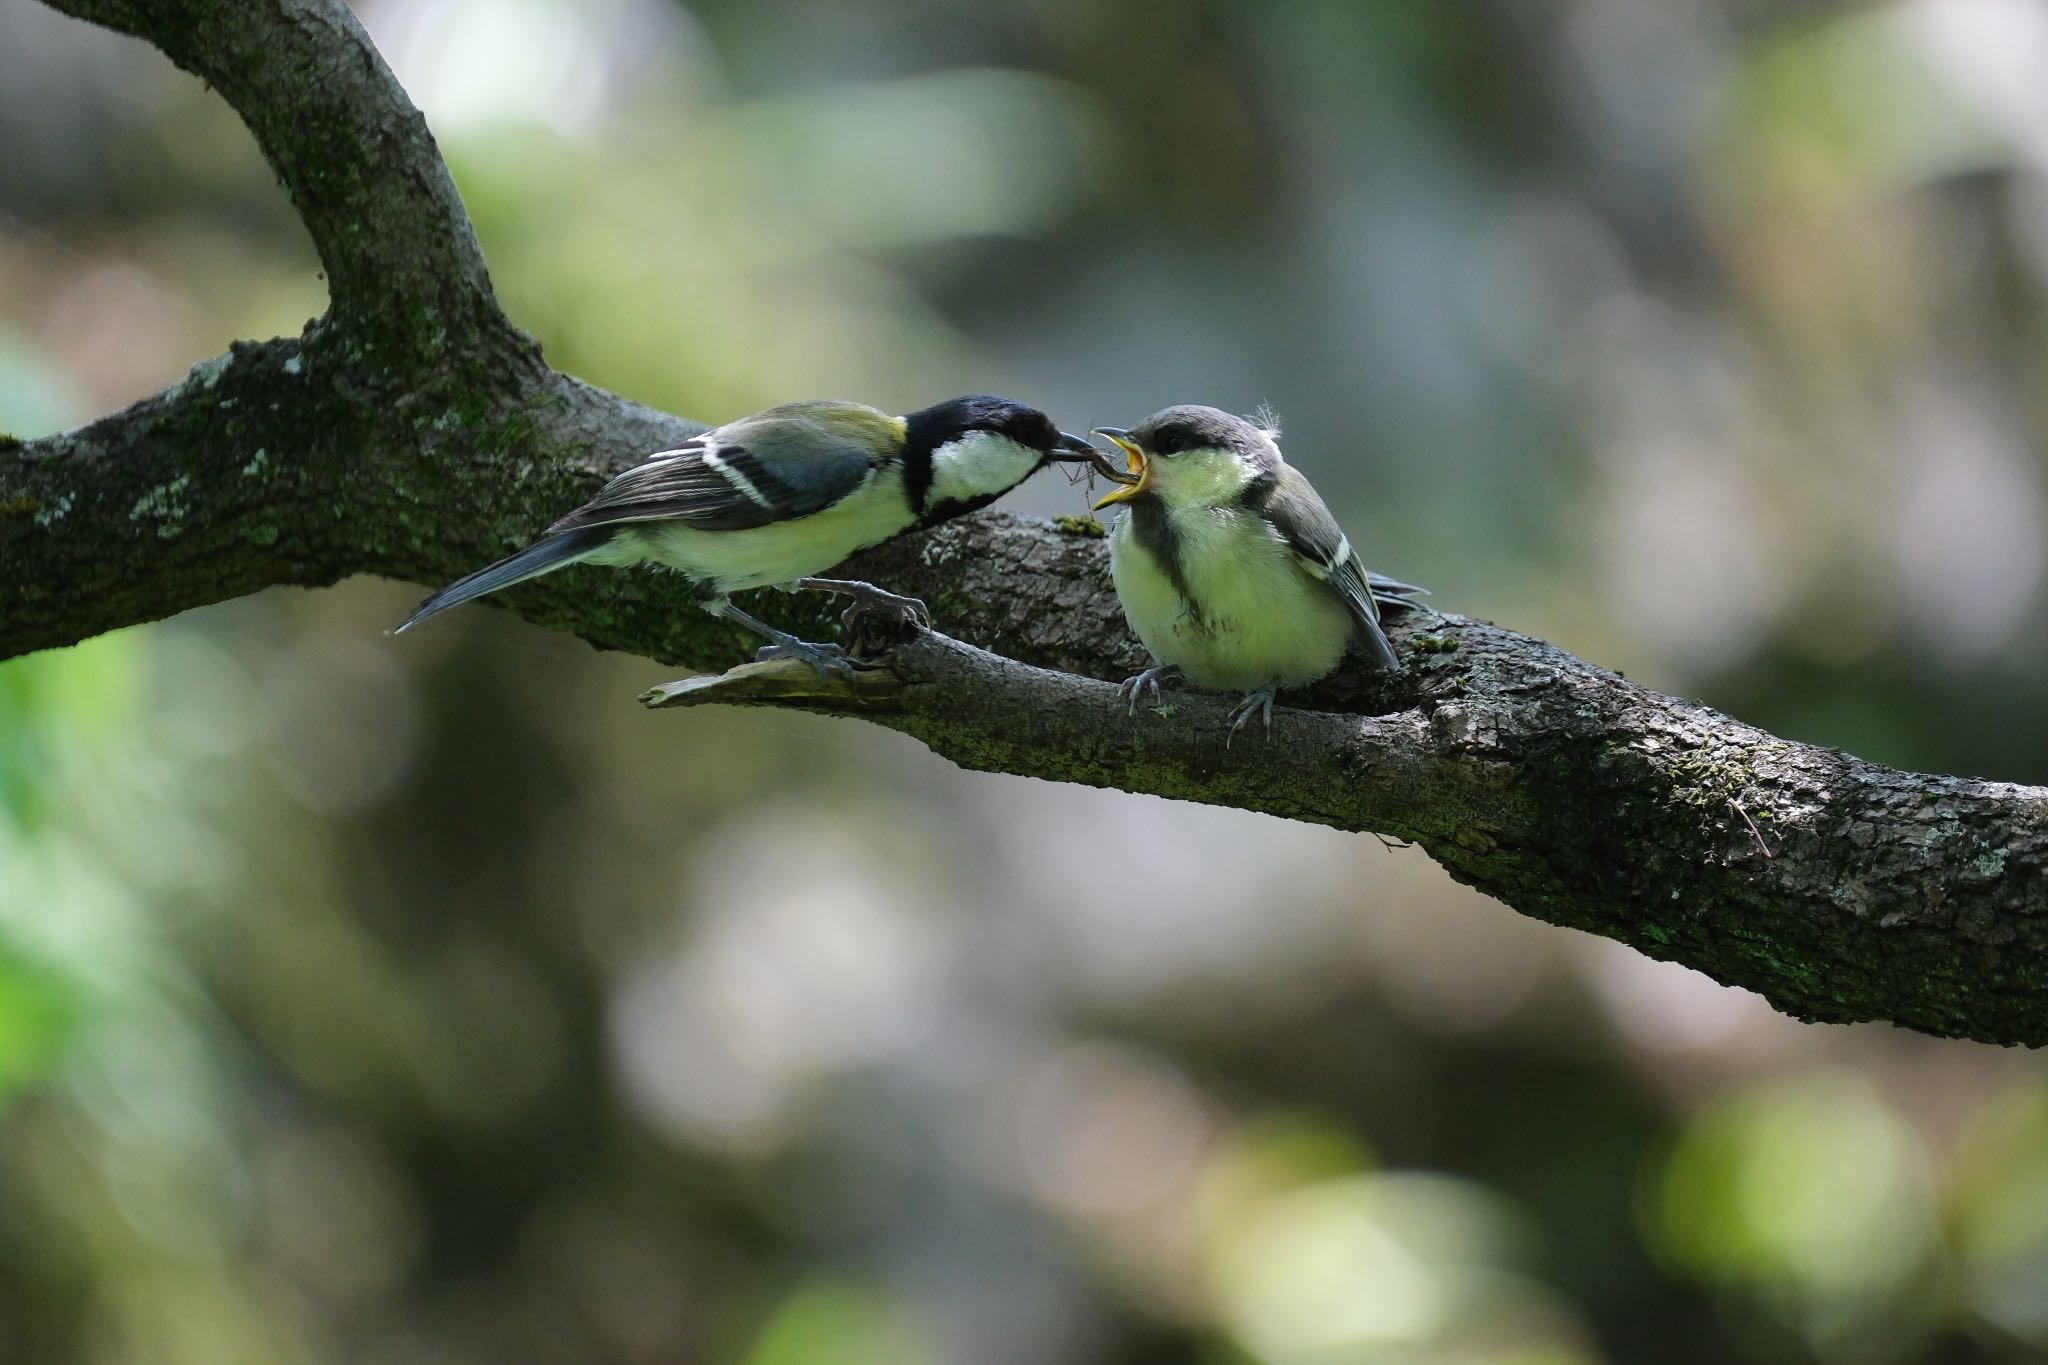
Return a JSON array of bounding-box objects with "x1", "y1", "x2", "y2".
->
[
  {"x1": 1226, "y1": 687, "x2": 1278, "y2": 748},
  {"x1": 702, "y1": 596, "x2": 853, "y2": 678},
  {"x1": 1117, "y1": 663, "x2": 1183, "y2": 717},
  {"x1": 796, "y1": 577, "x2": 933, "y2": 630}
]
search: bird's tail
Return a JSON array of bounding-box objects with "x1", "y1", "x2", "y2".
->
[
  {"x1": 1365, "y1": 571, "x2": 1429, "y2": 613},
  {"x1": 393, "y1": 527, "x2": 612, "y2": 634}
]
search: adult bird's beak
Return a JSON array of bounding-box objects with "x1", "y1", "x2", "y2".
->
[{"x1": 1089, "y1": 428, "x2": 1150, "y2": 508}]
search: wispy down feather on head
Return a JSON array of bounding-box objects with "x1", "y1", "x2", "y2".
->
[{"x1": 1248, "y1": 402, "x2": 1282, "y2": 442}]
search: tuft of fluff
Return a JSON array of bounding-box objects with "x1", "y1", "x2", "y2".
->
[{"x1": 1248, "y1": 402, "x2": 1282, "y2": 442}]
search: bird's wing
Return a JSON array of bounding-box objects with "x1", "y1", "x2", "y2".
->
[
  {"x1": 1252, "y1": 463, "x2": 1402, "y2": 671},
  {"x1": 546, "y1": 406, "x2": 888, "y2": 535}
]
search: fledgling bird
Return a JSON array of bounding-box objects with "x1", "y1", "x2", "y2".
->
[
  {"x1": 396, "y1": 394, "x2": 1101, "y2": 670},
  {"x1": 1090, "y1": 405, "x2": 1423, "y2": 741}
]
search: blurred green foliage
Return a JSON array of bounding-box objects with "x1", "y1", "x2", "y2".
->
[
  {"x1": 5, "y1": 0, "x2": 2048, "y2": 1361},
  {"x1": 1651, "y1": 1075, "x2": 1937, "y2": 1351}
]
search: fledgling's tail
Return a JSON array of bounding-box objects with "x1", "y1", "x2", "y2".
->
[
  {"x1": 394, "y1": 527, "x2": 613, "y2": 634},
  {"x1": 1365, "y1": 571, "x2": 1429, "y2": 613}
]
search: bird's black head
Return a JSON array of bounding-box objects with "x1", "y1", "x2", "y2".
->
[
  {"x1": 901, "y1": 394, "x2": 1100, "y2": 526},
  {"x1": 905, "y1": 394, "x2": 1082, "y2": 457}
]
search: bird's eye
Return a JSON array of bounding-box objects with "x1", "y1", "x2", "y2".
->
[{"x1": 1157, "y1": 431, "x2": 1187, "y2": 455}]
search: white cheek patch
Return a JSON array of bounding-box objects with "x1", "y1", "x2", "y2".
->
[
  {"x1": 1152, "y1": 449, "x2": 1260, "y2": 508},
  {"x1": 929, "y1": 431, "x2": 1040, "y2": 506}
]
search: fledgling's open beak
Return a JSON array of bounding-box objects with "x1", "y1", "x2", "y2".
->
[{"x1": 1089, "y1": 428, "x2": 1150, "y2": 508}]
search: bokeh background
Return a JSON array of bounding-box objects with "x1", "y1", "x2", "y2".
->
[{"x1": 5, "y1": 0, "x2": 2048, "y2": 1361}]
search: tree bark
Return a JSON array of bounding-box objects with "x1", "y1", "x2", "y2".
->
[{"x1": 7, "y1": 0, "x2": 2045, "y2": 1045}]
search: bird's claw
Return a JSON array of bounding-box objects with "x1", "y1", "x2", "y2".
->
[
  {"x1": 844, "y1": 599, "x2": 928, "y2": 662},
  {"x1": 840, "y1": 593, "x2": 931, "y2": 633},
  {"x1": 1117, "y1": 666, "x2": 1176, "y2": 717},
  {"x1": 801, "y1": 578, "x2": 931, "y2": 633},
  {"x1": 1226, "y1": 689, "x2": 1277, "y2": 748}
]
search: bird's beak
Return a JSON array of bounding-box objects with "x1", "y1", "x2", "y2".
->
[
  {"x1": 1089, "y1": 428, "x2": 1150, "y2": 508},
  {"x1": 1049, "y1": 430, "x2": 1141, "y2": 488}
]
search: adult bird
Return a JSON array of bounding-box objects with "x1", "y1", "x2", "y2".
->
[
  {"x1": 1090, "y1": 404, "x2": 1424, "y2": 740},
  {"x1": 396, "y1": 394, "x2": 1103, "y2": 671}
]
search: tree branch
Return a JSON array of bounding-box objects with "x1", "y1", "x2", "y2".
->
[
  {"x1": 9, "y1": 0, "x2": 2046, "y2": 1045},
  {"x1": 634, "y1": 576, "x2": 2048, "y2": 1046},
  {"x1": 40, "y1": 0, "x2": 515, "y2": 365}
]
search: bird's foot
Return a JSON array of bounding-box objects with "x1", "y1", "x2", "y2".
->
[
  {"x1": 712, "y1": 595, "x2": 861, "y2": 677},
  {"x1": 797, "y1": 577, "x2": 930, "y2": 657},
  {"x1": 838, "y1": 587, "x2": 931, "y2": 635},
  {"x1": 753, "y1": 638, "x2": 857, "y2": 680},
  {"x1": 1226, "y1": 688, "x2": 1277, "y2": 748},
  {"x1": 1117, "y1": 665, "x2": 1182, "y2": 716},
  {"x1": 798, "y1": 577, "x2": 932, "y2": 631}
]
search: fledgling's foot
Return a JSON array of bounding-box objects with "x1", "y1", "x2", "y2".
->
[
  {"x1": 1117, "y1": 665, "x2": 1182, "y2": 716},
  {"x1": 754, "y1": 639, "x2": 856, "y2": 680},
  {"x1": 1226, "y1": 688, "x2": 1277, "y2": 748}
]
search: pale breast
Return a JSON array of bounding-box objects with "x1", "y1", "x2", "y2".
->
[
  {"x1": 1110, "y1": 506, "x2": 1355, "y2": 691},
  {"x1": 625, "y1": 466, "x2": 913, "y2": 592}
]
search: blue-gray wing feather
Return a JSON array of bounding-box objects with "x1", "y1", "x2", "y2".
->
[
  {"x1": 547, "y1": 419, "x2": 875, "y2": 535},
  {"x1": 1253, "y1": 464, "x2": 1403, "y2": 671}
]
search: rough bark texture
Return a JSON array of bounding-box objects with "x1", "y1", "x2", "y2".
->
[{"x1": 7, "y1": 0, "x2": 2046, "y2": 1045}]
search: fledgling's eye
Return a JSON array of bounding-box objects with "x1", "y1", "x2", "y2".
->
[{"x1": 1156, "y1": 431, "x2": 1187, "y2": 455}]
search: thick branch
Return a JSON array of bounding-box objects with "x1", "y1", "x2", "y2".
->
[
  {"x1": 42, "y1": 0, "x2": 513, "y2": 364},
  {"x1": 643, "y1": 607, "x2": 2048, "y2": 1046},
  {"x1": 3, "y1": 342, "x2": 704, "y2": 656},
  {"x1": 10, "y1": 0, "x2": 2047, "y2": 1046}
]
